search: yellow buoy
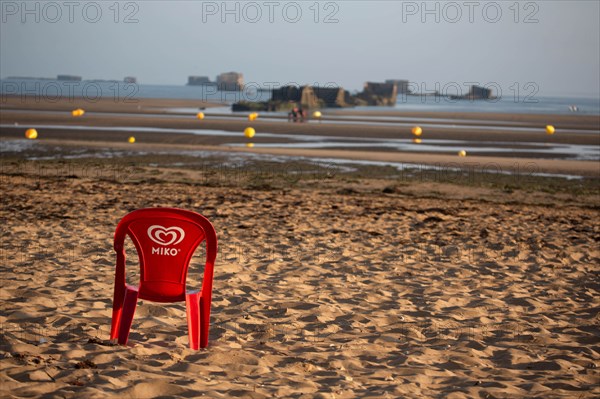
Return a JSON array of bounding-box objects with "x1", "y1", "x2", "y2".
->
[
  {"x1": 196, "y1": 112, "x2": 205, "y2": 120},
  {"x1": 246, "y1": 142, "x2": 255, "y2": 148},
  {"x1": 412, "y1": 126, "x2": 422, "y2": 136},
  {"x1": 313, "y1": 111, "x2": 322, "y2": 118},
  {"x1": 244, "y1": 127, "x2": 256, "y2": 139},
  {"x1": 412, "y1": 138, "x2": 422, "y2": 144},
  {"x1": 71, "y1": 108, "x2": 85, "y2": 117},
  {"x1": 248, "y1": 112, "x2": 258, "y2": 121},
  {"x1": 128, "y1": 136, "x2": 135, "y2": 144},
  {"x1": 25, "y1": 128, "x2": 38, "y2": 139},
  {"x1": 458, "y1": 150, "x2": 467, "y2": 157},
  {"x1": 545, "y1": 125, "x2": 555, "y2": 135}
]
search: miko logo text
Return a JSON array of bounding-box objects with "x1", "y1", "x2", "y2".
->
[{"x1": 148, "y1": 225, "x2": 185, "y2": 256}]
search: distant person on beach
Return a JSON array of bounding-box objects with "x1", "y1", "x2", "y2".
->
[
  {"x1": 288, "y1": 105, "x2": 306, "y2": 123},
  {"x1": 298, "y1": 107, "x2": 306, "y2": 122},
  {"x1": 288, "y1": 106, "x2": 299, "y2": 122}
]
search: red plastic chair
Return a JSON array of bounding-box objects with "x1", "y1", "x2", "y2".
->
[{"x1": 110, "y1": 208, "x2": 217, "y2": 350}]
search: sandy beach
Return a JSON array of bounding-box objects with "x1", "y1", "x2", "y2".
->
[{"x1": 1, "y1": 97, "x2": 599, "y2": 398}]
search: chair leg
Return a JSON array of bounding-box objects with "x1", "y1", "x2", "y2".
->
[
  {"x1": 118, "y1": 286, "x2": 139, "y2": 345},
  {"x1": 200, "y1": 296, "x2": 210, "y2": 349},
  {"x1": 186, "y1": 292, "x2": 201, "y2": 350},
  {"x1": 110, "y1": 304, "x2": 123, "y2": 341},
  {"x1": 111, "y1": 251, "x2": 126, "y2": 341}
]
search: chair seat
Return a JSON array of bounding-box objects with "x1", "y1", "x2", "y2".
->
[{"x1": 138, "y1": 281, "x2": 187, "y2": 303}]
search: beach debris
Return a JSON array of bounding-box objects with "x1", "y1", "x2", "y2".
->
[
  {"x1": 458, "y1": 150, "x2": 467, "y2": 157},
  {"x1": 68, "y1": 377, "x2": 86, "y2": 386},
  {"x1": 244, "y1": 127, "x2": 256, "y2": 138},
  {"x1": 412, "y1": 138, "x2": 422, "y2": 144},
  {"x1": 128, "y1": 136, "x2": 136, "y2": 144},
  {"x1": 313, "y1": 110, "x2": 322, "y2": 118},
  {"x1": 87, "y1": 337, "x2": 117, "y2": 346},
  {"x1": 74, "y1": 359, "x2": 97, "y2": 369},
  {"x1": 71, "y1": 108, "x2": 85, "y2": 117},
  {"x1": 25, "y1": 128, "x2": 38, "y2": 139},
  {"x1": 246, "y1": 142, "x2": 255, "y2": 148},
  {"x1": 196, "y1": 112, "x2": 205, "y2": 120},
  {"x1": 248, "y1": 112, "x2": 259, "y2": 121},
  {"x1": 546, "y1": 125, "x2": 555, "y2": 135},
  {"x1": 411, "y1": 126, "x2": 422, "y2": 136}
]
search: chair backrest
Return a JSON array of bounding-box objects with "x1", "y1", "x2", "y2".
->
[{"x1": 113, "y1": 208, "x2": 217, "y2": 303}]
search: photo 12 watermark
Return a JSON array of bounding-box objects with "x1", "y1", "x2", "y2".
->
[
  {"x1": 0, "y1": 317, "x2": 537, "y2": 348},
  {"x1": 187, "y1": 80, "x2": 344, "y2": 103},
  {"x1": 1, "y1": 80, "x2": 139, "y2": 103},
  {"x1": 219, "y1": 241, "x2": 344, "y2": 267},
  {"x1": 0, "y1": 160, "x2": 141, "y2": 191},
  {"x1": 189, "y1": 159, "x2": 337, "y2": 186},
  {"x1": 398, "y1": 81, "x2": 540, "y2": 104},
  {"x1": 211, "y1": 316, "x2": 532, "y2": 346},
  {"x1": 392, "y1": 161, "x2": 546, "y2": 185},
  {"x1": 400, "y1": 1, "x2": 540, "y2": 24},
  {"x1": 1, "y1": 1, "x2": 140, "y2": 24},
  {"x1": 200, "y1": 1, "x2": 340, "y2": 24}
]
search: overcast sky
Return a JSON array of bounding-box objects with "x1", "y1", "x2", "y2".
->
[{"x1": 1, "y1": 1, "x2": 599, "y2": 97}]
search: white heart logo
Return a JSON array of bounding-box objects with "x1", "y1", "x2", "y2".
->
[{"x1": 147, "y1": 225, "x2": 185, "y2": 246}]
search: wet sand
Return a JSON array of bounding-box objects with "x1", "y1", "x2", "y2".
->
[
  {"x1": 2, "y1": 95, "x2": 599, "y2": 144},
  {"x1": 2, "y1": 109, "x2": 598, "y2": 146},
  {"x1": 2, "y1": 137, "x2": 598, "y2": 178}
]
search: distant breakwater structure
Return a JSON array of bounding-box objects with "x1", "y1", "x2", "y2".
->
[
  {"x1": 188, "y1": 72, "x2": 244, "y2": 92},
  {"x1": 233, "y1": 81, "x2": 495, "y2": 111}
]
